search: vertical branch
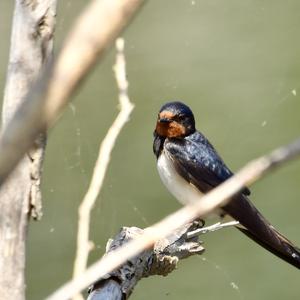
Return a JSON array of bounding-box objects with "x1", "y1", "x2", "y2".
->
[
  {"x1": 0, "y1": 1, "x2": 57, "y2": 299},
  {"x1": 72, "y1": 38, "x2": 134, "y2": 300}
]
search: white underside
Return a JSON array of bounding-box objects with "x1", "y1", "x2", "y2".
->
[{"x1": 157, "y1": 151, "x2": 204, "y2": 205}]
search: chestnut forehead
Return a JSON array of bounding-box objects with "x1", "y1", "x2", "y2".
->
[{"x1": 159, "y1": 111, "x2": 176, "y2": 119}]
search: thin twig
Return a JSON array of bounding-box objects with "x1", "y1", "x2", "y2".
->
[
  {"x1": 186, "y1": 221, "x2": 239, "y2": 238},
  {"x1": 45, "y1": 137, "x2": 300, "y2": 300},
  {"x1": 72, "y1": 38, "x2": 134, "y2": 300}
]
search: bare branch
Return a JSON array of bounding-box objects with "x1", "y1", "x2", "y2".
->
[
  {"x1": 88, "y1": 221, "x2": 238, "y2": 300},
  {"x1": 72, "y1": 38, "x2": 134, "y2": 300},
  {"x1": 0, "y1": 0, "x2": 145, "y2": 185},
  {"x1": 0, "y1": 1, "x2": 57, "y2": 299},
  {"x1": 88, "y1": 223, "x2": 205, "y2": 299},
  {"x1": 45, "y1": 137, "x2": 300, "y2": 300}
]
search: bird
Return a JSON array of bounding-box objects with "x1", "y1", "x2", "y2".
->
[{"x1": 153, "y1": 100, "x2": 300, "y2": 269}]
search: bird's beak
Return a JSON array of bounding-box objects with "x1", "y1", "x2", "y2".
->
[{"x1": 159, "y1": 117, "x2": 172, "y2": 123}]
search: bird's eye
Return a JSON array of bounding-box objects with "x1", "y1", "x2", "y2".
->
[{"x1": 174, "y1": 114, "x2": 184, "y2": 122}]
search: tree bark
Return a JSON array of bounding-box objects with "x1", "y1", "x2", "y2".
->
[
  {"x1": 0, "y1": 1, "x2": 57, "y2": 299},
  {"x1": 88, "y1": 223, "x2": 205, "y2": 299}
]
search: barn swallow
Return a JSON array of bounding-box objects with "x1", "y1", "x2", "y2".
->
[{"x1": 153, "y1": 101, "x2": 300, "y2": 269}]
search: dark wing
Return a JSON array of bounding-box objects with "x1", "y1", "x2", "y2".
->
[
  {"x1": 164, "y1": 132, "x2": 250, "y2": 195},
  {"x1": 165, "y1": 133, "x2": 300, "y2": 269},
  {"x1": 164, "y1": 132, "x2": 300, "y2": 269}
]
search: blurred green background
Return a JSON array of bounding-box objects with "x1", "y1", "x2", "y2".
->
[{"x1": 1, "y1": 0, "x2": 300, "y2": 299}]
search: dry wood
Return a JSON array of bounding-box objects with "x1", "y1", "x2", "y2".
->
[
  {"x1": 88, "y1": 222, "x2": 205, "y2": 299},
  {"x1": 0, "y1": 1, "x2": 57, "y2": 300},
  {"x1": 87, "y1": 280, "x2": 122, "y2": 300}
]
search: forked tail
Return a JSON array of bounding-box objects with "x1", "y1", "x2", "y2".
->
[{"x1": 223, "y1": 194, "x2": 300, "y2": 269}]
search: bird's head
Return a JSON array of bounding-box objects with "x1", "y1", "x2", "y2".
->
[{"x1": 155, "y1": 101, "x2": 196, "y2": 138}]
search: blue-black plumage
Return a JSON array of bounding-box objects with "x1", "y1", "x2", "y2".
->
[{"x1": 153, "y1": 101, "x2": 300, "y2": 269}]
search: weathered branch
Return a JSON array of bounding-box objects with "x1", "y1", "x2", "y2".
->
[
  {"x1": 88, "y1": 221, "x2": 240, "y2": 299},
  {"x1": 0, "y1": 1, "x2": 57, "y2": 300},
  {"x1": 88, "y1": 280, "x2": 121, "y2": 300},
  {"x1": 87, "y1": 221, "x2": 239, "y2": 299},
  {"x1": 0, "y1": 0, "x2": 145, "y2": 185},
  {"x1": 45, "y1": 137, "x2": 300, "y2": 300},
  {"x1": 88, "y1": 222, "x2": 206, "y2": 299},
  {"x1": 72, "y1": 38, "x2": 134, "y2": 300}
]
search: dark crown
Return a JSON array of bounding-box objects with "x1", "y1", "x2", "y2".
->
[{"x1": 159, "y1": 101, "x2": 194, "y2": 119}]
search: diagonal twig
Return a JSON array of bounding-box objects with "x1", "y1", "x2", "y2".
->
[{"x1": 45, "y1": 137, "x2": 300, "y2": 300}]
